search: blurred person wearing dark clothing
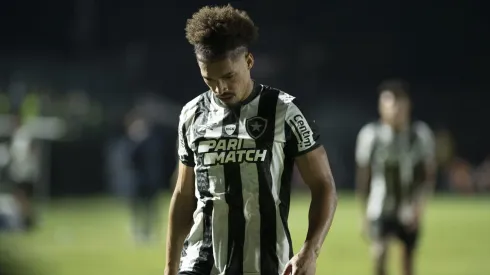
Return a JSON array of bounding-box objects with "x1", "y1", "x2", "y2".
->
[
  {"x1": 126, "y1": 112, "x2": 163, "y2": 243},
  {"x1": 356, "y1": 79, "x2": 437, "y2": 275}
]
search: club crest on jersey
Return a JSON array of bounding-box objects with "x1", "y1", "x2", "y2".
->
[
  {"x1": 245, "y1": 116, "x2": 267, "y2": 139},
  {"x1": 224, "y1": 124, "x2": 236, "y2": 136}
]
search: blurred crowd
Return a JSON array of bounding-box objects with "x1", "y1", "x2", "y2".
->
[{"x1": 0, "y1": 77, "x2": 178, "y2": 237}]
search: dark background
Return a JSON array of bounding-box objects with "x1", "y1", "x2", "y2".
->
[{"x1": 0, "y1": 0, "x2": 488, "y2": 196}]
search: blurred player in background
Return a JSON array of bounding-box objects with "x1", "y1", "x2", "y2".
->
[
  {"x1": 165, "y1": 4, "x2": 337, "y2": 275},
  {"x1": 0, "y1": 117, "x2": 38, "y2": 232},
  {"x1": 6, "y1": 118, "x2": 39, "y2": 231},
  {"x1": 356, "y1": 79, "x2": 437, "y2": 275},
  {"x1": 125, "y1": 110, "x2": 162, "y2": 243}
]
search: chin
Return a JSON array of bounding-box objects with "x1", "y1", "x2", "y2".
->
[{"x1": 221, "y1": 100, "x2": 240, "y2": 108}]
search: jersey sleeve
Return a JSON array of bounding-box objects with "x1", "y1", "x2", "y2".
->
[
  {"x1": 355, "y1": 123, "x2": 377, "y2": 167},
  {"x1": 177, "y1": 110, "x2": 195, "y2": 167},
  {"x1": 284, "y1": 99, "x2": 321, "y2": 158},
  {"x1": 414, "y1": 121, "x2": 436, "y2": 163}
]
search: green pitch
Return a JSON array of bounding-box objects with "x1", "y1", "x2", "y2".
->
[{"x1": 1, "y1": 193, "x2": 489, "y2": 275}]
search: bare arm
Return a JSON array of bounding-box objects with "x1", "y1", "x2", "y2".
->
[
  {"x1": 165, "y1": 162, "x2": 196, "y2": 273},
  {"x1": 415, "y1": 161, "x2": 436, "y2": 210},
  {"x1": 169, "y1": 162, "x2": 179, "y2": 191},
  {"x1": 355, "y1": 124, "x2": 376, "y2": 217},
  {"x1": 356, "y1": 166, "x2": 371, "y2": 216},
  {"x1": 413, "y1": 122, "x2": 438, "y2": 217},
  {"x1": 295, "y1": 146, "x2": 337, "y2": 258}
]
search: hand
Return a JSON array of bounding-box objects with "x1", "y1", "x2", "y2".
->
[
  {"x1": 407, "y1": 209, "x2": 421, "y2": 232},
  {"x1": 282, "y1": 248, "x2": 317, "y2": 275}
]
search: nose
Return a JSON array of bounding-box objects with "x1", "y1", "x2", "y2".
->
[{"x1": 215, "y1": 80, "x2": 229, "y2": 95}]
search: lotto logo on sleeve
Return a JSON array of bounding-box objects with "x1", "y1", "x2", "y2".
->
[{"x1": 289, "y1": 115, "x2": 313, "y2": 149}]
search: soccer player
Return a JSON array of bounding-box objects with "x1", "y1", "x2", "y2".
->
[
  {"x1": 165, "y1": 5, "x2": 337, "y2": 275},
  {"x1": 355, "y1": 79, "x2": 437, "y2": 275}
]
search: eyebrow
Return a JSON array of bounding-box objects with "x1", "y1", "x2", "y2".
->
[{"x1": 203, "y1": 71, "x2": 234, "y2": 81}]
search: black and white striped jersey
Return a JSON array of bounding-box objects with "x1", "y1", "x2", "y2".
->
[
  {"x1": 355, "y1": 121, "x2": 435, "y2": 223},
  {"x1": 177, "y1": 83, "x2": 321, "y2": 275}
]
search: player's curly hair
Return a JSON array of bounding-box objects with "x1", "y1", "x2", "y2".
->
[
  {"x1": 185, "y1": 4, "x2": 259, "y2": 61},
  {"x1": 377, "y1": 78, "x2": 411, "y2": 100}
]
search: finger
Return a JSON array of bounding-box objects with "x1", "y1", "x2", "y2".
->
[
  {"x1": 291, "y1": 262, "x2": 301, "y2": 275},
  {"x1": 282, "y1": 263, "x2": 292, "y2": 275},
  {"x1": 291, "y1": 265, "x2": 298, "y2": 275}
]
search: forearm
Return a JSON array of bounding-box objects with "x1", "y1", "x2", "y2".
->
[
  {"x1": 356, "y1": 188, "x2": 368, "y2": 216},
  {"x1": 356, "y1": 166, "x2": 371, "y2": 217},
  {"x1": 414, "y1": 181, "x2": 435, "y2": 215},
  {"x1": 165, "y1": 191, "x2": 196, "y2": 270},
  {"x1": 302, "y1": 183, "x2": 337, "y2": 257},
  {"x1": 414, "y1": 163, "x2": 437, "y2": 214}
]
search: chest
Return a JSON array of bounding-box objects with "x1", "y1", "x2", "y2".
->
[
  {"x1": 187, "y1": 109, "x2": 286, "y2": 167},
  {"x1": 371, "y1": 129, "x2": 424, "y2": 165}
]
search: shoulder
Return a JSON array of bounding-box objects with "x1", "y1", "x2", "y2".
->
[
  {"x1": 274, "y1": 88, "x2": 298, "y2": 107},
  {"x1": 413, "y1": 121, "x2": 433, "y2": 135},
  {"x1": 179, "y1": 92, "x2": 209, "y2": 122},
  {"x1": 257, "y1": 84, "x2": 296, "y2": 105},
  {"x1": 412, "y1": 120, "x2": 434, "y2": 143},
  {"x1": 355, "y1": 122, "x2": 380, "y2": 163},
  {"x1": 261, "y1": 85, "x2": 306, "y2": 118},
  {"x1": 358, "y1": 122, "x2": 379, "y2": 139},
  {"x1": 256, "y1": 84, "x2": 304, "y2": 117}
]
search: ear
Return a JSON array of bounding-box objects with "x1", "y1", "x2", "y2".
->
[{"x1": 246, "y1": 53, "x2": 254, "y2": 70}]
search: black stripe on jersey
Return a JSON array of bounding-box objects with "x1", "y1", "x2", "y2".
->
[
  {"x1": 222, "y1": 107, "x2": 246, "y2": 275},
  {"x1": 255, "y1": 87, "x2": 280, "y2": 275},
  {"x1": 193, "y1": 94, "x2": 214, "y2": 275},
  {"x1": 179, "y1": 122, "x2": 195, "y2": 166},
  {"x1": 279, "y1": 157, "x2": 295, "y2": 259}
]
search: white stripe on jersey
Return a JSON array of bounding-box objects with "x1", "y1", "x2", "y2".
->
[
  {"x1": 180, "y1": 209, "x2": 205, "y2": 270},
  {"x1": 205, "y1": 108, "x2": 225, "y2": 139},
  {"x1": 272, "y1": 93, "x2": 290, "y2": 274},
  {"x1": 238, "y1": 96, "x2": 262, "y2": 273},
  {"x1": 206, "y1": 106, "x2": 227, "y2": 275},
  {"x1": 270, "y1": 94, "x2": 288, "y2": 202},
  {"x1": 211, "y1": 200, "x2": 228, "y2": 275},
  {"x1": 367, "y1": 175, "x2": 387, "y2": 220},
  {"x1": 178, "y1": 95, "x2": 202, "y2": 164},
  {"x1": 285, "y1": 102, "x2": 316, "y2": 154},
  {"x1": 355, "y1": 124, "x2": 377, "y2": 167}
]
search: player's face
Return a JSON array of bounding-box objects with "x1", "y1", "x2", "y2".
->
[
  {"x1": 198, "y1": 53, "x2": 254, "y2": 106},
  {"x1": 378, "y1": 90, "x2": 411, "y2": 127}
]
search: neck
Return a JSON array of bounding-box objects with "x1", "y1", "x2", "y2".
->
[{"x1": 240, "y1": 79, "x2": 255, "y2": 102}]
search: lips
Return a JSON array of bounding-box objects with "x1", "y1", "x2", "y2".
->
[{"x1": 217, "y1": 94, "x2": 233, "y2": 100}]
